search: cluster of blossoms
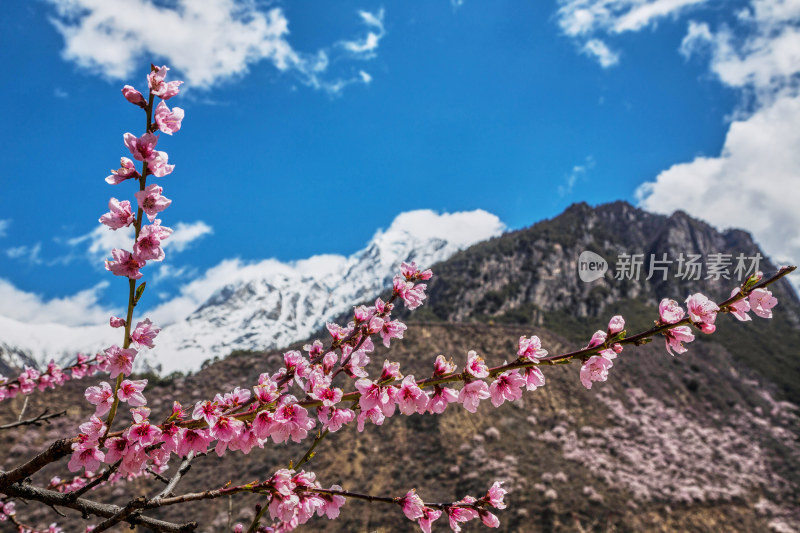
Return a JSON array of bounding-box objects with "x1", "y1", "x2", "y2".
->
[
  {"x1": 0, "y1": 354, "x2": 106, "y2": 402},
  {"x1": 398, "y1": 481, "x2": 507, "y2": 532},
  {"x1": 103, "y1": 66, "x2": 182, "y2": 281},
  {"x1": 579, "y1": 315, "x2": 625, "y2": 390},
  {"x1": 577, "y1": 273, "x2": 780, "y2": 390}
]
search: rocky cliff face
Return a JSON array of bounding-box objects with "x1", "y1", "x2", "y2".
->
[
  {"x1": 416, "y1": 201, "x2": 800, "y2": 399},
  {"x1": 425, "y1": 201, "x2": 798, "y2": 322}
]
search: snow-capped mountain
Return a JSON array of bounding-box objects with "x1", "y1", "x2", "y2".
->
[{"x1": 0, "y1": 210, "x2": 504, "y2": 376}]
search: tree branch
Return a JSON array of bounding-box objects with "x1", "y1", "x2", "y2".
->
[
  {"x1": 0, "y1": 438, "x2": 73, "y2": 489},
  {"x1": 1, "y1": 483, "x2": 197, "y2": 532},
  {"x1": 0, "y1": 409, "x2": 67, "y2": 431}
]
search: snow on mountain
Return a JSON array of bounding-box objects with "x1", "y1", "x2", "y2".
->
[
  {"x1": 152, "y1": 209, "x2": 504, "y2": 374},
  {"x1": 0, "y1": 209, "x2": 504, "y2": 376}
]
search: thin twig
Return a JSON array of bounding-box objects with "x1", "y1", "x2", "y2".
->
[
  {"x1": 153, "y1": 452, "x2": 195, "y2": 501},
  {"x1": 147, "y1": 466, "x2": 172, "y2": 485},
  {"x1": 17, "y1": 396, "x2": 30, "y2": 422},
  {"x1": 0, "y1": 409, "x2": 66, "y2": 431},
  {"x1": 65, "y1": 460, "x2": 122, "y2": 502},
  {"x1": 90, "y1": 496, "x2": 149, "y2": 532}
]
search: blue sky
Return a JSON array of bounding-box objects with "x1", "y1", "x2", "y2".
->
[{"x1": 1, "y1": 0, "x2": 798, "y2": 328}]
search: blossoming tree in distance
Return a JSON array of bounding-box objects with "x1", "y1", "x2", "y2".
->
[{"x1": 0, "y1": 65, "x2": 794, "y2": 533}]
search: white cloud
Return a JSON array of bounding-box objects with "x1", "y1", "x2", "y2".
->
[
  {"x1": 679, "y1": 20, "x2": 713, "y2": 59},
  {"x1": 53, "y1": 87, "x2": 69, "y2": 98},
  {"x1": 638, "y1": 0, "x2": 800, "y2": 292},
  {"x1": 556, "y1": 0, "x2": 707, "y2": 66},
  {"x1": 341, "y1": 9, "x2": 385, "y2": 57},
  {"x1": 45, "y1": 0, "x2": 385, "y2": 93},
  {"x1": 5, "y1": 243, "x2": 43, "y2": 265},
  {"x1": 680, "y1": 0, "x2": 800, "y2": 95},
  {"x1": 0, "y1": 278, "x2": 114, "y2": 326},
  {"x1": 69, "y1": 225, "x2": 134, "y2": 264},
  {"x1": 560, "y1": 156, "x2": 596, "y2": 196},
  {"x1": 378, "y1": 209, "x2": 505, "y2": 250},
  {"x1": 151, "y1": 264, "x2": 197, "y2": 285},
  {"x1": 0, "y1": 219, "x2": 8, "y2": 238},
  {"x1": 581, "y1": 39, "x2": 620, "y2": 67},
  {"x1": 636, "y1": 92, "x2": 800, "y2": 282},
  {"x1": 164, "y1": 221, "x2": 213, "y2": 253},
  {"x1": 558, "y1": 0, "x2": 707, "y2": 36}
]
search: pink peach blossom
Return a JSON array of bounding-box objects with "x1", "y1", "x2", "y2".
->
[
  {"x1": 147, "y1": 150, "x2": 175, "y2": 177},
  {"x1": 210, "y1": 415, "x2": 244, "y2": 443},
  {"x1": 118, "y1": 379, "x2": 147, "y2": 406},
  {"x1": 380, "y1": 319, "x2": 407, "y2": 347},
  {"x1": 78, "y1": 415, "x2": 107, "y2": 443},
  {"x1": 427, "y1": 386, "x2": 459, "y2": 414},
  {"x1": 580, "y1": 355, "x2": 613, "y2": 389},
  {"x1": 659, "y1": 298, "x2": 685, "y2": 324},
  {"x1": 105, "y1": 157, "x2": 140, "y2": 185},
  {"x1": 154, "y1": 101, "x2": 184, "y2": 135},
  {"x1": 396, "y1": 375, "x2": 430, "y2": 415},
  {"x1": 465, "y1": 350, "x2": 490, "y2": 378},
  {"x1": 356, "y1": 406, "x2": 386, "y2": 432},
  {"x1": 99, "y1": 198, "x2": 134, "y2": 229},
  {"x1": 587, "y1": 330, "x2": 607, "y2": 348},
  {"x1": 400, "y1": 489, "x2": 424, "y2": 520},
  {"x1": 131, "y1": 318, "x2": 160, "y2": 348},
  {"x1": 124, "y1": 132, "x2": 159, "y2": 162},
  {"x1": 607, "y1": 315, "x2": 625, "y2": 334},
  {"x1": 433, "y1": 354, "x2": 456, "y2": 376},
  {"x1": 728, "y1": 288, "x2": 752, "y2": 321},
  {"x1": 418, "y1": 507, "x2": 442, "y2": 533},
  {"x1": 192, "y1": 400, "x2": 221, "y2": 425},
  {"x1": 105, "y1": 345, "x2": 137, "y2": 378},
  {"x1": 271, "y1": 402, "x2": 315, "y2": 443},
  {"x1": 664, "y1": 325, "x2": 695, "y2": 355},
  {"x1": 317, "y1": 406, "x2": 355, "y2": 432},
  {"x1": 355, "y1": 378, "x2": 396, "y2": 417},
  {"x1": 447, "y1": 498, "x2": 479, "y2": 532},
  {"x1": 400, "y1": 261, "x2": 432, "y2": 281},
  {"x1": 133, "y1": 220, "x2": 172, "y2": 262},
  {"x1": 68, "y1": 444, "x2": 104, "y2": 473},
  {"x1": 134, "y1": 184, "x2": 172, "y2": 222},
  {"x1": 317, "y1": 485, "x2": 347, "y2": 519},
  {"x1": 749, "y1": 288, "x2": 778, "y2": 318},
  {"x1": 380, "y1": 359, "x2": 403, "y2": 381},
  {"x1": 518, "y1": 335, "x2": 547, "y2": 361},
  {"x1": 148, "y1": 65, "x2": 183, "y2": 100},
  {"x1": 484, "y1": 481, "x2": 507, "y2": 509},
  {"x1": 104, "y1": 248, "x2": 144, "y2": 279},
  {"x1": 685, "y1": 293, "x2": 719, "y2": 326},
  {"x1": 524, "y1": 367, "x2": 546, "y2": 391},
  {"x1": 458, "y1": 380, "x2": 490, "y2": 413},
  {"x1": 121, "y1": 85, "x2": 146, "y2": 107},
  {"x1": 489, "y1": 370, "x2": 525, "y2": 407},
  {"x1": 127, "y1": 419, "x2": 162, "y2": 447}
]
